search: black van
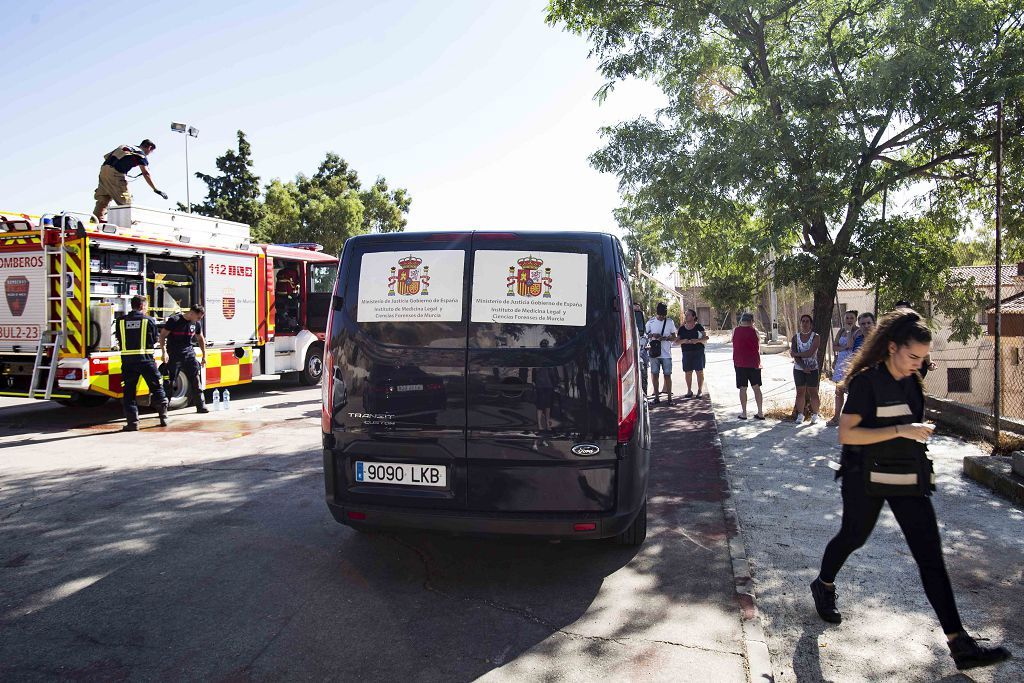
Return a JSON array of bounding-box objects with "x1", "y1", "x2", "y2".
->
[{"x1": 321, "y1": 231, "x2": 651, "y2": 545}]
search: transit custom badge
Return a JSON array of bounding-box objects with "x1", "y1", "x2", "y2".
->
[
  {"x1": 387, "y1": 255, "x2": 431, "y2": 297},
  {"x1": 5, "y1": 276, "x2": 29, "y2": 316}
]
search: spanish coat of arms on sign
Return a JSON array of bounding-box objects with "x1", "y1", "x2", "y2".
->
[
  {"x1": 505, "y1": 256, "x2": 552, "y2": 298},
  {"x1": 387, "y1": 255, "x2": 431, "y2": 296}
]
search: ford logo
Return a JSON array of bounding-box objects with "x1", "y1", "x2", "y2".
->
[{"x1": 571, "y1": 443, "x2": 601, "y2": 457}]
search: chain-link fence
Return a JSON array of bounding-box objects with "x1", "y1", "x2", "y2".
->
[{"x1": 923, "y1": 334, "x2": 1024, "y2": 449}]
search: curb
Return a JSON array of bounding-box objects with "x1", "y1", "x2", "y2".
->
[
  {"x1": 963, "y1": 455, "x2": 1024, "y2": 507},
  {"x1": 710, "y1": 426, "x2": 776, "y2": 683}
]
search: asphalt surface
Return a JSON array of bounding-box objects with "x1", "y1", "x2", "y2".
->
[
  {"x1": 0, "y1": 375, "x2": 751, "y2": 681},
  {"x1": 705, "y1": 337, "x2": 1023, "y2": 682}
]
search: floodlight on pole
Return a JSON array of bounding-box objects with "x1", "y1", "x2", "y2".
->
[{"x1": 170, "y1": 121, "x2": 199, "y2": 212}]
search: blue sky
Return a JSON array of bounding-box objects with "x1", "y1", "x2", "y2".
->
[{"x1": 0, "y1": 0, "x2": 665, "y2": 233}]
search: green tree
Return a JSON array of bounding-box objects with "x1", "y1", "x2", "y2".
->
[
  {"x1": 548, "y1": 0, "x2": 1023, "y2": 355},
  {"x1": 261, "y1": 153, "x2": 411, "y2": 255},
  {"x1": 184, "y1": 130, "x2": 264, "y2": 227}
]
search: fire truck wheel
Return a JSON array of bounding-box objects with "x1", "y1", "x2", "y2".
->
[
  {"x1": 299, "y1": 343, "x2": 325, "y2": 386},
  {"x1": 56, "y1": 394, "x2": 109, "y2": 408},
  {"x1": 167, "y1": 367, "x2": 192, "y2": 410}
]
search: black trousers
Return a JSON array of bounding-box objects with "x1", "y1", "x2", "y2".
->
[
  {"x1": 819, "y1": 473, "x2": 963, "y2": 634},
  {"x1": 122, "y1": 359, "x2": 167, "y2": 425},
  {"x1": 167, "y1": 354, "x2": 205, "y2": 409}
]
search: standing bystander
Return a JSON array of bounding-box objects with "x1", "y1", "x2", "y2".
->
[
  {"x1": 645, "y1": 302, "x2": 677, "y2": 405},
  {"x1": 677, "y1": 308, "x2": 707, "y2": 398},
  {"x1": 791, "y1": 314, "x2": 822, "y2": 423},
  {"x1": 733, "y1": 312, "x2": 764, "y2": 419}
]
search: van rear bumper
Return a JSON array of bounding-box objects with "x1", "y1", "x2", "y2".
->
[{"x1": 325, "y1": 498, "x2": 641, "y2": 540}]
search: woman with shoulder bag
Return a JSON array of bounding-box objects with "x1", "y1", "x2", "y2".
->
[{"x1": 809, "y1": 309, "x2": 1011, "y2": 671}]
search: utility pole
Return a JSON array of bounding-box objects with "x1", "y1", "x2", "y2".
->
[
  {"x1": 768, "y1": 249, "x2": 779, "y2": 342},
  {"x1": 875, "y1": 185, "x2": 887, "y2": 314},
  {"x1": 994, "y1": 100, "x2": 1004, "y2": 447}
]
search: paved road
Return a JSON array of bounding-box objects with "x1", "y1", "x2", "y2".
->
[{"x1": 0, "y1": 374, "x2": 751, "y2": 681}]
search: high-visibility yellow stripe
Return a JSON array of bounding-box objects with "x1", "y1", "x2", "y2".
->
[{"x1": 118, "y1": 318, "x2": 153, "y2": 355}]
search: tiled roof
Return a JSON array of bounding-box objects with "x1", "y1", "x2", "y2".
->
[
  {"x1": 987, "y1": 289, "x2": 1024, "y2": 313},
  {"x1": 948, "y1": 265, "x2": 1019, "y2": 288},
  {"x1": 683, "y1": 264, "x2": 1020, "y2": 292}
]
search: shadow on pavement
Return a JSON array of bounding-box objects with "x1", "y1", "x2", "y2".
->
[{"x1": 0, "y1": 400, "x2": 746, "y2": 682}]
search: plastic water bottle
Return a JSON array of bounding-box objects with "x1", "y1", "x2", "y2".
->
[
  {"x1": 222, "y1": 389, "x2": 231, "y2": 411},
  {"x1": 211, "y1": 389, "x2": 221, "y2": 410}
]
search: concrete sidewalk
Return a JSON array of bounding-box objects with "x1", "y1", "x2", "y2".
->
[{"x1": 697, "y1": 338, "x2": 1023, "y2": 682}]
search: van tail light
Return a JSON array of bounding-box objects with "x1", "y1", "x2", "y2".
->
[
  {"x1": 321, "y1": 344, "x2": 334, "y2": 434},
  {"x1": 616, "y1": 276, "x2": 639, "y2": 443}
]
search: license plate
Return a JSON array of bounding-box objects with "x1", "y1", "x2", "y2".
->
[
  {"x1": 355, "y1": 461, "x2": 447, "y2": 487},
  {"x1": 396, "y1": 384, "x2": 423, "y2": 392}
]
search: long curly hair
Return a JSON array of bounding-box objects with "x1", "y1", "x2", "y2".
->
[{"x1": 839, "y1": 308, "x2": 931, "y2": 389}]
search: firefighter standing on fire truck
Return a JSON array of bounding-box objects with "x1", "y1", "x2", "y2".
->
[
  {"x1": 93, "y1": 139, "x2": 168, "y2": 223},
  {"x1": 115, "y1": 295, "x2": 169, "y2": 431},
  {"x1": 159, "y1": 304, "x2": 209, "y2": 414}
]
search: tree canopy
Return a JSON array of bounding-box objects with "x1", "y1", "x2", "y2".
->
[
  {"x1": 188, "y1": 136, "x2": 410, "y2": 255},
  {"x1": 548, "y1": 0, "x2": 1023, "y2": 346}
]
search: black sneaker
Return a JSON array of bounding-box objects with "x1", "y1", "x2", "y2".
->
[
  {"x1": 684, "y1": 391, "x2": 694, "y2": 399},
  {"x1": 122, "y1": 423, "x2": 139, "y2": 432},
  {"x1": 948, "y1": 631, "x2": 1012, "y2": 671},
  {"x1": 810, "y1": 578, "x2": 841, "y2": 623},
  {"x1": 196, "y1": 406, "x2": 210, "y2": 414}
]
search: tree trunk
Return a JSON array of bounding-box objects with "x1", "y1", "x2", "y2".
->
[{"x1": 812, "y1": 270, "x2": 843, "y2": 369}]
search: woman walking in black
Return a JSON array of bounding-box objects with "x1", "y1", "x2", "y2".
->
[{"x1": 810, "y1": 308, "x2": 1011, "y2": 671}]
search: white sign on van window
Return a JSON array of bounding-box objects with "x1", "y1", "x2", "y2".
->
[
  {"x1": 204, "y1": 254, "x2": 258, "y2": 343},
  {"x1": 357, "y1": 250, "x2": 465, "y2": 322},
  {"x1": 471, "y1": 250, "x2": 588, "y2": 326}
]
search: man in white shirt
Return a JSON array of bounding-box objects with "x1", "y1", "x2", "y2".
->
[{"x1": 644, "y1": 302, "x2": 678, "y2": 405}]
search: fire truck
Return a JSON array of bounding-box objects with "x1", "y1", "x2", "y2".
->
[{"x1": 0, "y1": 205, "x2": 337, "y2": 408}]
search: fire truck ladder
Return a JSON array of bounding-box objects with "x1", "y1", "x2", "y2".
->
[{"x1": 28, "y1": 212, "x2": 70, "y2": 400}]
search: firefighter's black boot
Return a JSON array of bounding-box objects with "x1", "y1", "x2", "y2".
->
[{"x1": 158, "y1": 401, "x2": 169, "y2": 427}]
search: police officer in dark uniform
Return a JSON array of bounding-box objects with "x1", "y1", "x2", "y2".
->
[
  {"x1": 159, "y1": 304, "x2": 208, "y2": 413},
  {"x1": 115, "y1": 295, "x2": 168, "y2": 431}
]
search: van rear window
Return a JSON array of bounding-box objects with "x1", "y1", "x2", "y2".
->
[
  {"x1": 470, "y1": 250, "x2": 587, "y2": 326},
  {"x1": 348, "y1": 249, "x2": 467, "y2": 348},
  {"x1": 469, "y1": 247, "x2": 603, "y2": 349}
]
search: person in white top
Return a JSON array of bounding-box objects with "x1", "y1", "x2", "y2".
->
[
  {"x1": 644, "y1": 302, "x2": 678, "y2": 405},
  {"x1": 791, "y1": 314, "x2": 822, "y2": 423}
]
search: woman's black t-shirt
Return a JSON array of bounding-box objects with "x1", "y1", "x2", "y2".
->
[
  {"x1": 842, "y1": 364, "x2": 924, "y2": 426},
  {"x1": 677, "y1": 323, "x2": 706, "y2": 354}
]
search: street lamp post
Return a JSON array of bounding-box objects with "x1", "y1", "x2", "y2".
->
[{"x1": 170, "y1": 122, "x2": 199, "y2": 213}]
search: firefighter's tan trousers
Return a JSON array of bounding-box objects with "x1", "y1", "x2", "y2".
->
[{"x1": 93, "y1": 165, "x2": 131, "y2": 222}]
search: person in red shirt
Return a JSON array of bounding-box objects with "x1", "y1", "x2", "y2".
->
[{"x1": 733, "y1": 312, "x2": 764, "y2": 419}]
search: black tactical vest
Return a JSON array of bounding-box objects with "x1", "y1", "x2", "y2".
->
[{"x1": 841, "y1": 365, "x2": 935, "y2": 497}]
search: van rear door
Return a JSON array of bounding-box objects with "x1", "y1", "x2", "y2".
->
[
  {"x1": 465, "y1": 233, "x2": 620, "y2": 513},
  {"x1": 327, "y1": 234, "x2": 470, "y2": 510}
]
